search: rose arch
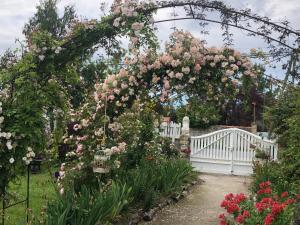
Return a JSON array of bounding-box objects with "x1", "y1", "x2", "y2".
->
[
  {"x1": 1, "y1": 0, "x2": 299, "y2": 194},
  {"x1": 59, "y1": 28, "x2": 258, "y2": 189}
]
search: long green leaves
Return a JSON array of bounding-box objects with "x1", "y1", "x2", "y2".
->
[
  {"x1": 121, "y1": 159, "x2": 195, "y2": 210},
  {"x1": 41, "y1": 182, "x2": 131, "y2": 225}
]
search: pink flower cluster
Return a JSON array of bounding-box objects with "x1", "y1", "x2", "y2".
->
[{"x1": 94, "y1": 31, "x2": 257, "y2": 108}]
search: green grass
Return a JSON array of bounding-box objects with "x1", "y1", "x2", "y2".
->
[{"x1": 3, "y1": 166, "x2": 57, "y2": 225}]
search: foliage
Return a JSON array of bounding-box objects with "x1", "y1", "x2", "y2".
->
[
  {"x1": 249, "y1": 87, "x2": 300, "y2": 224},
  {"x1": 37, "y1": 182, "x2": 131, "y2": 225},
  {"x1": 118, "y1": 159, "x2": 195, "y2": 211},
  {"x1": 261, "y1": 87, "x2": 300, "y2": 189},
  {"x1": 176, "y1": 99, "x2": 220, "y2": 128},
  {"x1": 251, "y1": 161, "x2": 299, "y2": 196},
  {"x1": 219, "y1": 181, "x2": 299, "y2": 225},
  {"x1": 264, "y1": 87, "x2": 299, "y2": 144},
  {"x1": 219, "y1": 66, "x2": 273, "y2": 127},
  {"x1": 23, "y1": 0, "x2": 76, "y2": 40}
]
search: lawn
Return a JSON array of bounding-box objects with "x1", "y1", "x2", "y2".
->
[{"x1": 3, "y1": 165, "x2": 57, "y2": 225}]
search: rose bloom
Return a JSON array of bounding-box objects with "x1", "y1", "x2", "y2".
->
[
  {"x1": 194, "y1": 64, "x2": 201, "y2": 72},
  {"x1": 182, "y1": 67, "x2": 190, "y2": 74},
  {"x1": 175, "y1": 72, "x2": 183, "y2": 80}
]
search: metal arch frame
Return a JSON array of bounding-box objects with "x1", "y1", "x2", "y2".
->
[
  {"x1": 143, "y1": 1, "x2": 300, "y2": 50},
  {"x1": 40, "y1": 0, "x2": 299, "y2": 85},
  {"x1": 140, "y1": 0, "x2": 300, "y2": 84},
  {"x1": 153, "y1": 17, "x2": 294, "y2": 50},
  {"x1": 1, "y1": 166, "x2": 30, "y2": 225}
]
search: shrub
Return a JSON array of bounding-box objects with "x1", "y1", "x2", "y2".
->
[
  {"x1": 254, "y1": 87, "x2": 300, "y2": 202},
  {"x1": 251, "y1": 161, "x2": 299, "y2": 196},
  {"x1": 219, "y1": 181, "x2": 299, "y2": 225}
]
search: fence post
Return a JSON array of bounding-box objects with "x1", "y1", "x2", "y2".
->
[{"x1": 180, "y1": 116, "x2": 190, "y2": 154}]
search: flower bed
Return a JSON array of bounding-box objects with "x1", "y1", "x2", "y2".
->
[{"x1": 219, "y1": 181, "x2": 299, "y2": 225}]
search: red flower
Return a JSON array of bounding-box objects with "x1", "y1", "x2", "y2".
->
[
  {"x1": 227, "y1": 202, "x2": 240, "y2": 214},
  {"x1": 220, "y1": 221, "x2": 228, "y2": 225},
  {"x1": 219, "y1": 213, "x2": 228, "y2": 225},
  {"x1": 256, "y1": 198, "x2": 274, "y2": 212},
  {"x1": 271, "y1": 202, "x2": 284, "y2": 216},
  {"x1": 219, "y1": 214, "x2": 226, "y2": 219},
  {"x1": 236, "y1": 215, "x2": 245, "y2": 223},
  {"x1": 234, "y1": 193, "x2": 247, "y2": 204},
  {"x1": 259, "y1": 181, "x2": 271, "y2": 189},
  {"x1": 242, "y1": 210, "x2": 250, "y2": 218},
  {"x1": 264, "y1": 214, "x2": 274, "y2": 225},
  {"x1": 258, "y1": 187, "x2": 272, "y2": 195},
  {"x1": 284, "y1": 198, "x2": 295, "y2": 205},
  {"x1": 225, "y1": 193, "x2": 234, "y2": 200},
  {"x1": 281, "y1": 191, "x2": 288, "y2": 198}
]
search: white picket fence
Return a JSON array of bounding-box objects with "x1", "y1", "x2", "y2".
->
[
  {"x1": 190, "y1": 128, "x2": 278, "y2": 175},
  {"x1": 159, "y1": 122, "x2": 181, "y2": 142}
]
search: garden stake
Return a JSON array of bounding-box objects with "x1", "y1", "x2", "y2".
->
[
  {"x1": 26, "y1": 165, "x2": 30, "y2": 223},
  {"x1": 1, "y1": 191, "x2": 4, "y2": 225}
]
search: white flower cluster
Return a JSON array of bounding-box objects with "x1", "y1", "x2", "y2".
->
[
  {"x1": 0, "y1": 101, "x2": 16, "y2": 165},
  {"x1": 0, "y1": 102, "x2": 14, "y2": 151},
  {"x1": 22, "y1": 147, "x2": 35, "y2": 165}
]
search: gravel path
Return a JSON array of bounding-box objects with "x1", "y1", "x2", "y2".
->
[{"x1": 141, "y1": 173, "x2": 250, "y2": 225}]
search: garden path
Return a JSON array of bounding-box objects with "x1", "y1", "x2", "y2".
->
[{"x1": 141, "y1": 173, "x2": 250, "y2": 225}]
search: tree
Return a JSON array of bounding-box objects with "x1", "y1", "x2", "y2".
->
[{"x1": 23, "y1": 0, "x2": 76, "y2": 40}]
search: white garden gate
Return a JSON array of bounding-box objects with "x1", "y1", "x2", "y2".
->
[{"x1": 190, "y1": 128, "x2": 278, "y2": 175}]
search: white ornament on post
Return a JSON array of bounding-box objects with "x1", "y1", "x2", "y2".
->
[{"x1": 182, "y1": 116, "x2": 190, "y2": 136}]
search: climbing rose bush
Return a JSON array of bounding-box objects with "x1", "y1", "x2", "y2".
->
[
  {"x1": 94, "y1": 31, "x2": 256, "y2": 110},
  {"x1": 219, "y1": 181, "x2": 299, "y2": 225},
  {"x1": 60, "y1": 31, "x2": 258, "y2": 190},
  {"x1": 0, "y1": 97, "x2": 35, "y2": 192}
]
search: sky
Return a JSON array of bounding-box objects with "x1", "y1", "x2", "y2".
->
[{"x1": 0, "y1": 0, "x2": 300, "y2": 79}]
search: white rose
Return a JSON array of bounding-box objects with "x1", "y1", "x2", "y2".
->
[
  {"x1": 9, "y1": 158, "x2": 15, "y2": 164},
  {"x1": 38, "y1": 55, "x2": 45, "y2": 61},
  {"x1": 6, "y1": 141, "x2": 13, "y2": 150},
  {"x1": 6, "y1": 132, "x2": 12, "y2": 139},
  {"x1": 59, "y1": 188, "x2": 64, "y2": 195}
]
